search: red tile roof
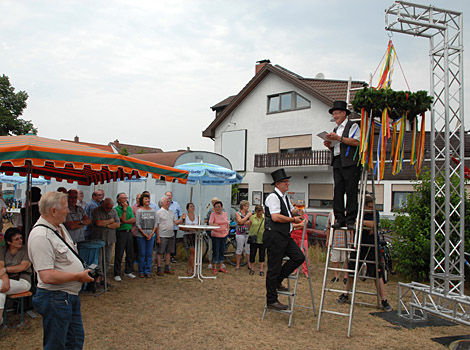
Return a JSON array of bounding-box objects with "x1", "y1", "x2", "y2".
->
[{"x1": 203, "y1": 63, "x2": 367, "y2": 138}]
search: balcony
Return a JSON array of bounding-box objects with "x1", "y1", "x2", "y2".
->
[{"x1": 254, "y1": 150, "x2": 331, "y2": 173}]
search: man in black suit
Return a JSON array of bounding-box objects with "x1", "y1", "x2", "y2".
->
[
  {"x1": 324, "y1": 101, "x2": 361, "y2": 230},
  {"x1": 263, "y1": 169, "x2": 305, "y2": 310}
]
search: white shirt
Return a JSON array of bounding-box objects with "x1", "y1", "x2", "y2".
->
[
  {"x1": 333, "y1": 118, "x2": 360, "y2": 157},
  {"x1": 28, "y1": 217, "x2": 84, "y2": 295},
  {"x1": 265, "y1": 187, "x2": 294, "y2": 232}
]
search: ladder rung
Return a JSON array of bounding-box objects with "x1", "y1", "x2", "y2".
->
[
  {"x1": 331, "y1": 247, "x2": 356, "y2": 252},
  {"x1": 361, "y1": 243, "x2": 376, "y2": 247},
  {"x1": 349, "y1": 259, "x2": 378, "y2": 264},
  {"x1": 328, "y1": 267, "x2": 355, "y2": 273},
  {"x1": 277, "y1": 291, "x2": 295, "y2": 296},
  {"x1": 357, "y1": 275, "x2": 378, "y2": 281},
  {"x1": 354, "y1": 301, "x2": 377, "y2": 307},
  {"x1": 321, "y1": 309, "x2": 349, "y2": 317},
  {"x1": 287, "y1": 274, "x2": 297, "y2": 279},
  {"x1": 354, "y1": 290, "x2": 378, "y2": 296},
  {"x1": 325, "y1": 287, "x2": 348, "y2": 294},
  {"x1": 266, "y1": 308, "x2": 292, "y2": 315}
]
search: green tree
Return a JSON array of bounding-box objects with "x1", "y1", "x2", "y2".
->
[
  {"x1": 120, "y1": 147, "x2": 129, "y2": 156},
  {"x1": 393, "y1": 168, "x2": 470, "y2": 281},
  {"x1": 0, "y1": 74, "x2": 37, "y2": 135}
]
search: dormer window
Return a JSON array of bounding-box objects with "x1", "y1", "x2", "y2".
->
[{"x1": 267, "y1": 92, "x2": 311, "y2": 114}]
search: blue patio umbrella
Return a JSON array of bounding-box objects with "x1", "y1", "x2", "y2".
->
[
  {"x1": 175, "y1": 163, "x2": 243, "y2": 186},
  {"x1": 0, "y1": 173, "x2": 51, "y2": 186},
  {"x1": 175, "y1": 162, "x2": 243, "y2": 221}
]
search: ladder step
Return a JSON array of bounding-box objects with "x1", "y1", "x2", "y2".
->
[
  {"x1": 328, "y1": 267, "x2": 355, "y2": 273},
  {"x1": 331, "y1": 247, "x2": 356, "y2": 252},
  {"x1": 355, "y1": 290, "x2": 378, "y2": 296},
  {"x1": 349, "y1": 259, "x2": 378, "y2": 264},
  {"x1": 354, "y1": 301, "x2": 377, "y2": 307},
  {"x1": 325, "y1": 287, "x2": 348, "y2": 294},
  {"x1": 278, "y1": 290, "x2": 295, "y2": 296},
  {"x1": 266, "y1": 307, "x2": 292, "y2": 315},
  {"x1": 287, "y1": 274, "x2": 298, "y2": 279},
  {"x1": 320, "y1": 309, "x2": 349, "y2": 317}
]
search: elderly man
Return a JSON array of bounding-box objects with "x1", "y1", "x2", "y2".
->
[
  {"x1": 77, "y1": 189, "x2": 87, "y2": 209},
  {"x1": 156, "y1": 195, "x2": 182, "y2": 276},
  {"x1": 92, "y1": 198, "x2": 120, "y2": 273},
  {"x1": 324, "y1": 101, "x2": 361, "y2": 230},
  {"x1": 264, "y1": 168, "x2": 305, "y2": 311},
  {"x1": 65, "y1": 189, "x2": 92, "y2": 244},
  {"x1": 84, "y1": 189, "x2": 104, "y2": 239},
  {"x1": 165, "y1": 191, "x2": 182, "y2": 263},
  {"x1": 28, "y1": 191, "x2": 94, "y2": 349},
  {"x1": 113, "y1": 192, "x2": 136, "y2": 281}
]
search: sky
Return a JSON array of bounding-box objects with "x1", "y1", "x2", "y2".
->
[{"x1": 1, "y1": 0, "x2": 469, "y2": 152}]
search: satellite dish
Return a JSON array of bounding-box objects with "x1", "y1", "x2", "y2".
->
[{"x1": 315, "y1": 73, "x2": 325, "y2": 79}]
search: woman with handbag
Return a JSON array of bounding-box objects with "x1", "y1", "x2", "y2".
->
[
  {"x1": 0, "y1": 227, "x2": 32, "y2": 324},
  {"x1": 235, "y1": 200, "x2": 252, "y2": 273},
  {"x1": 248, "y1": 205, "x2": 265, "y2": 276}
]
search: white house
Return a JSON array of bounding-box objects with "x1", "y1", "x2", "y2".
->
[{"x1": 203, "y1": 60, "x2": 437, "y2": 216}]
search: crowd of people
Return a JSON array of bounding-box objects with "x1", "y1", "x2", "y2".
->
[{"x1": 0, "y1": 113, "x2": 394, "y2": 347}]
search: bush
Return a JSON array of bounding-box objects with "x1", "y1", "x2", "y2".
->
[{"x1": 392, "y1": 168, "x2": 470, "y2": 281}]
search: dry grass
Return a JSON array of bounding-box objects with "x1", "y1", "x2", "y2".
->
[{"x1": 1, "y1": 244, "x2": 468, "y2": 350}]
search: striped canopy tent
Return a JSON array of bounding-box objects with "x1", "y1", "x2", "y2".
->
[{"x1": 0, "y1": 135, "x2": 188, "y2": 185}]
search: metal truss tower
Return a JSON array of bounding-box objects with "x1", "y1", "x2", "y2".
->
[{"x1": 386, "y1": 1, "x2": 469, "y2": 324}]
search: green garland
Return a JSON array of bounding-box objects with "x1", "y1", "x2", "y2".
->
[{"x1": 351, "y1": 88, "x2": 433, "y2": 121}]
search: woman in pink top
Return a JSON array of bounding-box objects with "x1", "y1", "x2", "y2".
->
[{"x1": 209, "y1": 201, "x2": 229, "y2": 274}]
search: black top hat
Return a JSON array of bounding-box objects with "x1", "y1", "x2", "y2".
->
[
  {"x1": 329, "y1": 100, "x2": 351, "y2": 115},
  {"x1": 271, "y1": 168, "x2": 291, "y2": 185}
]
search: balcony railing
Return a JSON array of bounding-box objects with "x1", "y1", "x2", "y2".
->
[{"x1": 254, "y1": 150, "x2": 331, "y2": 168}]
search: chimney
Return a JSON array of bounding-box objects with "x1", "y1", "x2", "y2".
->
[
  {"x1": 74, "y1": 135, "x2": 79, "y2": 143},
  {"x1": 114, "y1": 139, "x2": 120, "y2": 147},
  {"x1": 255, "y1": 59, "x2": 271, "y2": 75}
]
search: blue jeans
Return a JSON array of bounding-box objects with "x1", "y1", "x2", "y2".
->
[
  {"x1": 137, "y1": 235, "x2": 155, "y2": 274},
  {"x1": 32, "y1": 288, "x2": 84, "y2": 350},
  {"x1": 211, "y1": 236, "x2": 226, "y2": 264}
]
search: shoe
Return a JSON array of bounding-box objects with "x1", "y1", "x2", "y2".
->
[
  {"x1": 260, "y1": 271, "x2": 265, "y2": 277},
  {"x1": 212, "y1": 268, "x2": 218, "y2": 275},
  {"x1": 276, "y1": 284, "x2": 288, "y2": 292},
  {"x1": 235, "y1": 267, "x2": 240, "y2": 271},
  {"x1": 114, "y1": 275, "x2": 122, "y2": 282},
  {"x1": 221, "y1": 263, "x2": 226, "y2": 269},
  {"x1": 208, "y1": 263, "x2": 212, "y2": 269},
  {"x1": 164, "y1": 270, "x2": 175, "y2": 275},
  {"x1": 156, "y1": 271, "x2": 164, "y2": 277},
  {"x1": 337, "y1": 293, "x2": 349, "y2": 304},
  {"x1": 381, "y1": 299, "x2": 393, "y2": 312},
  {"x1": 332, "y1": 222, "x2": 345, "y2": 229},
  {"x1": 139, "y1": 273, "x2": 145, "y2": 278},
  {"x1": 249, "y1": 269, "x2": 255, "y2": 276},
  {"x1": 331, "y1": 277, "x2": 339, "y2": 283},
  {"x1": 267, "y1": 301, "x2": 288, "y2": 311},
  {"x1": 124, "y1": 273, "x2": 136, "y2": 279},
  {"x1": 146, "y1": 274, "x2": 152, "y2": 278},
  {"x1": 218, "y1": 268, "x2": 228, "y2": 274},
  {"x1": 170, "y1": 257, "x2": 177, "y2": 263},
  {"x1": 343, "y1": 278, "x2": 348, "y2": 284}
]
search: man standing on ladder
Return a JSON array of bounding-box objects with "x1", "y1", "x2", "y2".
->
[
  {"x1": 264, "y1": 169, "x2": 305, "y2": 310},
  {"x1": 323, "y1": 101, "x2": 361, "y2": 230}
]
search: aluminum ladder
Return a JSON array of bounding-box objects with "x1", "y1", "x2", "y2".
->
[
  {"x1": 262, "y1": 221, "x2": 316, "y2": 327},
  {"x1": 316, "y1": 168, "x2": 380, "y2": 337}
]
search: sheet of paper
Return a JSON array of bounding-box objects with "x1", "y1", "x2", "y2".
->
[{"x1": 317, "y1": 131, "x2": 339, "y2": 146}]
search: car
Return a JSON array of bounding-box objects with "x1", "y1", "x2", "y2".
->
[{"x1": 304, "y1": 211, "x2": 329, "y2": 246}]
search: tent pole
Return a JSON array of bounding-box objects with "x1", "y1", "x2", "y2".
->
[{"x1": 25, "y1": 160, "x2": 32, "y2": 240}]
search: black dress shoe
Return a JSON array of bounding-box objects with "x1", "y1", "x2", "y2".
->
[
  {"x1": 332, "y1": 222, "x2": 345, "y2": 229},
  {"x1": 276, "y1": 284, "x2": 289, "y2": 292},
  {"x1": 267, "y1": 301, "x2": 288, "y2": 310}
]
